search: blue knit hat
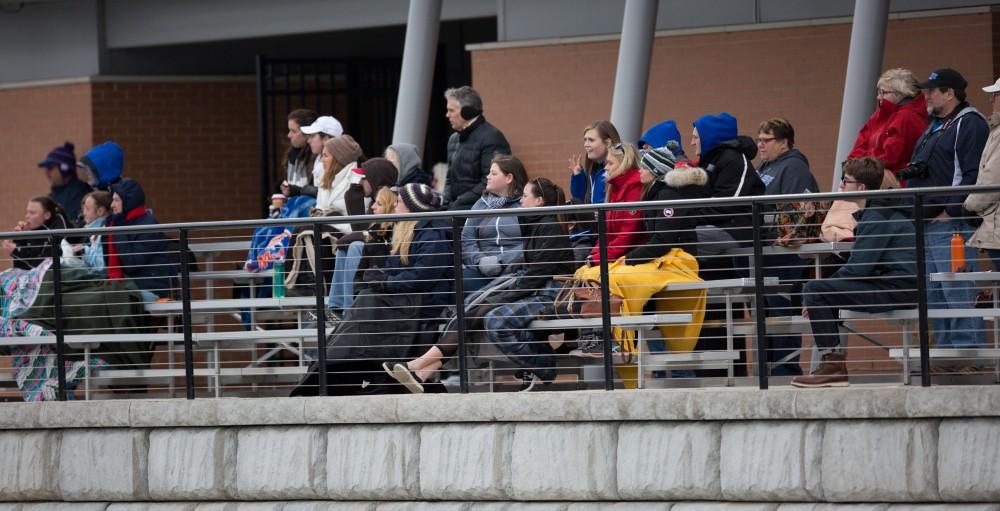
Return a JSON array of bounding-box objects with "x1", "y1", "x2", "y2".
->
[{"x1": 38, "y1": 141, "x2": 77, "y2": 174}]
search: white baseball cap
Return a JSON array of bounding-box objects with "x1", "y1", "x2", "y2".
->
[
  {"x1": 300, "y1": 116, "x2": 344, "y2": 137},
  {"x1": 983, "y1": 77, "x2": 1000, "y2": 93}
]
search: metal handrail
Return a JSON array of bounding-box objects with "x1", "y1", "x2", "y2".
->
[
  {"x1": 5, "y1": 183, "x2": 997, "y2": 399},
  {"x1": 2, "y1": 184, "x2": 998, "y2": 241}
]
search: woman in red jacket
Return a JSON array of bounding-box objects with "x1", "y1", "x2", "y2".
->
[
  {"x1": 848, "y1": 68, "x2": 927, "y2": 178},
  {"x1": 587, "y1": 142, "x2": 645, "y2": 264}
]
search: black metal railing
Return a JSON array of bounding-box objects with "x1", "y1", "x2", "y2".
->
[{"x1": 2, "y1": 183, "x2": 998, "y2": 400}]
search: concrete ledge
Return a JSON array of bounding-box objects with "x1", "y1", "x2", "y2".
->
[
  {"x1": 2, "y1": 387, "x2": 1000, "y2": 430},
  {"x1": 1, "y1": 503, "x2": 998, "y2": 510},
  {"x1": 1, "y1": 387, "x2": 999, "y2": 505}
]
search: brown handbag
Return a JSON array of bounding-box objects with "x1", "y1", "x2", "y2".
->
[{"x1": 552, "y1": 276, "x2": 623, "y2": 320}]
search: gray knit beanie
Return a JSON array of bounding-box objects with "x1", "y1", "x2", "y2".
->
[{"x1": 639, "y1": 142, "x2": 679, "y2": 178}]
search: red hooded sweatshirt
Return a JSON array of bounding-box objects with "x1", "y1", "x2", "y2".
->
[
  {"x1": 589, "y1": 167, "x2": 645, "y2": 263},
  {"x1": 848, "y1": 94, "x2": 927, "y2": 176}
]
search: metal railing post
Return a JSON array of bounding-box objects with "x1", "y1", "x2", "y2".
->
[
  {"x1": 751, "y1": 202, "x2": 769, "y2": 390},
  {"x1": 178, "y1": 229, "x2": 196, "y2": 399},
  {"x1": 596, "y1": 211, "x2": 615, "y2": 391},
  {"x1": 312, "y1": 222, "x2": 329, "y2": 396},
  {"x1": 452, "y1": 219, "x2": 469, "y2": 393},
  {"x1": 913, "y1": 195, "x2": 931, "y2": 387},
  {"x1": 48, "y1": 237, "x2": 68, "y2": 401},
  {"x1": 255, "y1": 54, "x2": 271, "y2": 216}
]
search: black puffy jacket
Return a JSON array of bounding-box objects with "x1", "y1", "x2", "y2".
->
[
  {"x1": 444, "y1": 116, "x2": 511, "y2": 210},
  {"x1": 697, "y1": 136, "x2": 765, "y2": 243}
]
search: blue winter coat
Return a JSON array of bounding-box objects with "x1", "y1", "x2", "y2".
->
[
  {"x1": 382, "y1": 218, "x2": 454, "y2": 316},
  {"x1": 108, "y1": 179, "x2": 177, "y2": 298}
]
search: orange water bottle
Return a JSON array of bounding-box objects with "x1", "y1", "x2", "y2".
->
[{"x1": 950, "y1": 231, "x2": 965, "y2": 272}]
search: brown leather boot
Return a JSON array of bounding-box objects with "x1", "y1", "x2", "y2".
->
[{"x1": 791, "y1": 352, "x2": 849, "y2": 388}]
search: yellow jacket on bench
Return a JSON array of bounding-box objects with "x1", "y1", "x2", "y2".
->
[{"x1": 575, "y1": 248, "x2": 706, "y2": 354}]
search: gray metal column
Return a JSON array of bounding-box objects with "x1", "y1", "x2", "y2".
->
[
  {"x1": 609, "y1": 0, "x2": 659, "y2": 144},
  {"x1": 832, "y1": 0, "x2": 890, "y2": 187},
  {"x1": 392, "y1": 0, "x2": 442, "y2": 149}
]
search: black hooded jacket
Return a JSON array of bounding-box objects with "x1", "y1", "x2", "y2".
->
[
  {"x1": 625, "y1": 167, "x2": 710, "y2": 265},
  {"x1": 11, "y1": 211, "x2": 70, "y2": 270},
  {"x1": 697, "y1": 136, "x2": 765, "y2": 243}
]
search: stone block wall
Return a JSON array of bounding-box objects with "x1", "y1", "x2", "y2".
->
[{"x1": 0, "y1": 387, "x2": 999, "y2": 507}]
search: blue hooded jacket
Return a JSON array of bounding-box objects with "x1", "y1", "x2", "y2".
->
[
  {"x1": 693, "y1": 112, "x2": 738, "y2": 158},
  {"x1": 691, "y1": 112, "x2": 764, "y2": 243},
  {"x1": 82, "y1": 142, "x2": 124, "y2": 189},
  {"x1": 639, "y1": 120, "x2": 686, "y2": 157}
]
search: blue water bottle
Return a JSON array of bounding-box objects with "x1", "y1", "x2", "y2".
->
[{"x1": 272, "y1": 259, "x2": 286, "y2": 299}]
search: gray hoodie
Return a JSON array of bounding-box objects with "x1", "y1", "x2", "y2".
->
[
  {"x1": 461, "y1": 195, "x2": 524, "y2": 275},
  {"x1": 756, "y1": 148, "x2": 818, "y2": 196},
  {"x1": 388, "y1": 143, "x2": 430, "y2": 186}
]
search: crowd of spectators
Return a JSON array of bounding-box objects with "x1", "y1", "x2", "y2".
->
[{"x1": 3, "y1": 66, "x2": 1000, "y2": 398}]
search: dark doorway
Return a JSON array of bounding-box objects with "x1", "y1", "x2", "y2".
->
[
  {"x1": 252, "y1": 18, "x2": 496, "y2": 213},
  {"x1": 255, "y1": 56, "x2": 401, "y2": 207}
]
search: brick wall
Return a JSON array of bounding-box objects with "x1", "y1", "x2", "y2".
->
[
  {"x1": 90, "y1": 80, "x2": 261, "y2": 225},
  {"x1": 0, "y1": 82, "x2": 92, "y2": 233},
  {"x1": 472, "y1": 12, "x2": 997, "y2": 193}
]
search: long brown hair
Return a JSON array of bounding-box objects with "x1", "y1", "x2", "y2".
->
[
  {"x1": 490, "y1": 154, "x2": 529, "y2": 197},
  {"x1": 582, "y1": 120, "x2": 622, "y2": 174},
  {"x1": 29, "y1": 195, "x2": 66, "y2": 226},
  {"x1": 527, "y1": 177, "x2": 568, "y2": 234},
  {"x1": 283, "y1": 108, "x2": 318, "y2": 169}
]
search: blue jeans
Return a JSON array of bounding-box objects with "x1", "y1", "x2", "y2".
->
[
  {"x1": 989, "y1": 249, "x2": 1000, "y2": 273},
  {"x1": 925, "y1": 219, "x2": 984, "y2": 348},
  {"x1": 763, "y1": 253, "x2": 805, "y2": 376},
  {"x1": 327, "y1": 241, "x2": 364, "y2": 310}
]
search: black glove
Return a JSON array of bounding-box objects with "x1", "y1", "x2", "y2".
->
[
  {"x1": 286, "y1": 184, "x2": 302, "y2": 197},
  {"x1": 363, "y1": 266, "x2": 388, "y2": 292}
]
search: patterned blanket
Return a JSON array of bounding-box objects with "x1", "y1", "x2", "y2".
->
[{"x1": 1, "y1": 258, "x2": 107, "y2": 401}]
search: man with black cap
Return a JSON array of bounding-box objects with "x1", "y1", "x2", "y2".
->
[{"x1": 907, "y1": 68, "x2": 989, "y2": 350}]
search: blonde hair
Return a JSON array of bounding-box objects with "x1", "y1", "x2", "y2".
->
[
  {"x1": 384, "y1": 147, "x2": 401, "y2": 170},
  {"x1": 877, "y1": 68, "x2": 919, "y2": 99},
  {"x1": 374, "y1": 186, "x2": 398, "y2": 231},
  {"x1": 604, "y1": 142, "x2": 640, "y2": 201},
  {"x1": 390, "y1": 220, "x2": 417, "y2": 266}
]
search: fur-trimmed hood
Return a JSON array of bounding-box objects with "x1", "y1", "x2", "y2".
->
[{"x1": 664, "y1": 165, "x2": 708, "y2": 188}]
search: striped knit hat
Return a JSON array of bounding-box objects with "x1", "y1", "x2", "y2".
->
[
  {"x1": 639, "y1": 142, "x2": 679, "y2": 178},
  {"x1": 38, "y1": 141, "x2": 77, "y2": 174},
  {"x1": 398, "y1": 183, "x2": 441, "y2": 213}
]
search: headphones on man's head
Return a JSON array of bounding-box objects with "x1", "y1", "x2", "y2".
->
[{"x1": 460, "y1": 105, "x2": 483, "y2": 121}]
